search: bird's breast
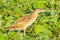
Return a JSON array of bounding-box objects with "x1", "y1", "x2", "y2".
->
[{"x1": 24, "y1": 16, "x2": 37, "y2": 29}]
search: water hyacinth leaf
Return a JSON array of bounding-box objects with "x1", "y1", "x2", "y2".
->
[
  {"x1": 35, "y1": 24, "x2": 45, "y2": 34},
  {"x1": 5, "y1": 16, "x2": 14, "y2": 27},
  {"x1": 40, "y1": 17, "x2": 49, "y2": 23},
  {"x1": 37, "y1": 1, "x2": 44, "y2": 8},
  {"x1": 0, "y1": 15, "x2": 2, "y2": 28},
  {"x1": 40, "y1": 29, "x2": 52, "y2": 37},
  {"x1": 0, "y1": 31, "x2": 5, "y2": 40},
  {"x1": 7, "y1": 32, "x2": 20, "y2": 40},
  {"x1": 33, "y1": 1, "x2": 44, "y2": 9}
]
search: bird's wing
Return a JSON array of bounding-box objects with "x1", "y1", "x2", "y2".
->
[
  {"x1": 14, "y1": 16, "x2": 29, "y2": 24},
  {"x1": 8, "y1": 22, "x2": 26, "y2": 30},
  {"x1": 13, "y1": 22, "x2": 27, "y2": 29},
  {"x1": 8, "y1": 16, "x2": 29, "y2": 30}
]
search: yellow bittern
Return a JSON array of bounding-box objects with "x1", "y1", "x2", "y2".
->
[{"x1": 8, "y1": 8, "x2": 47, "y2": 36}]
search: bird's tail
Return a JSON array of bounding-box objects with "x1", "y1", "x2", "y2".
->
[{"x1": 7, "y1": 25, "x2": 14, "y2": 30}]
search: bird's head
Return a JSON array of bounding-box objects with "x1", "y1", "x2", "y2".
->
[{"x1": 34, "y1": 8, "x2": 47, "y2": 14}]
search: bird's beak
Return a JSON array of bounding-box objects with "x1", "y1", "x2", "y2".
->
[{"x1": 40, "y1": 10, "x2": 49, "y2": 12}]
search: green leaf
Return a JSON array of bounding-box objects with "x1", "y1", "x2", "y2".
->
[
  {"x1": 0, "y1": 31, "x2": 5, "y2": 40},
  {"x1": 37, "y1": 1, "x2": 44, "y2": 8},
  {"x1": 5, "y1": 16, "x2": 14, "y2": 27},
  {"x1": 35, "y1": 24, "x2": 45, "y2": 34},
  {"x1": 7, "y1": 31, "x2": 20, "y2": 40},
  {"x1": 0, "y1": 15, "x2": 2, "y2": 27},
  {"x1": 33, "y1": 1, "x2": 44, "y2": 9},
  {"x1": 40, "y1": 29, "x2": 52, "y2": 37}
]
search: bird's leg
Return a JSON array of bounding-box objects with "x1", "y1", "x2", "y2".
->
[{"x1": 23, "y1": 28, "x2": 26, "y2": 36}]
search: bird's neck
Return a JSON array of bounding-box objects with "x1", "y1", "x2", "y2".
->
[{"x1": 29, "y1": 10, "x2": 39, "y2": 19}]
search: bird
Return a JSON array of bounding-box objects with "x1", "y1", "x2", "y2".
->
[{"x1": 8, "y1": 8, "x2": 47, "y2": 36}]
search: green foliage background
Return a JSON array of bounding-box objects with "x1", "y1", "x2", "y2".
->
[{"x1": 0, "y1": 0, "x2": 60, "y2": 40}]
